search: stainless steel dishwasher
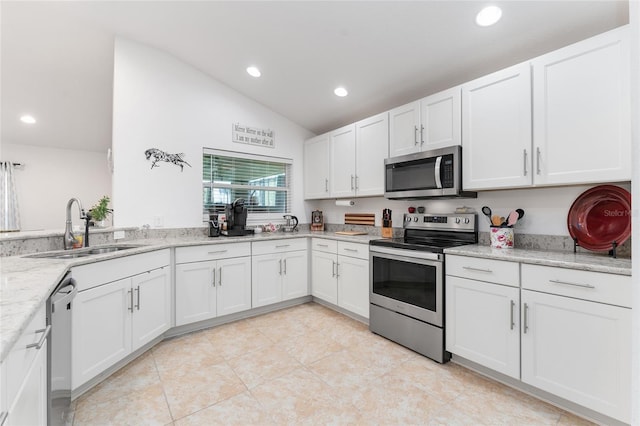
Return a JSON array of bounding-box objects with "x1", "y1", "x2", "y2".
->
[{"x1": 47, "y1": 273, "x2": 77, "y2": 426}]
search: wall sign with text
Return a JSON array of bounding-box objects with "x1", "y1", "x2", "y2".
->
[{"x1": 232, "y1": 123, "x2": 275, "y2": 148}]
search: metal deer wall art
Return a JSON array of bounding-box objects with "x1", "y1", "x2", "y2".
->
[{"x1": 144, "y1": 148, "x2": 191, "y2": 172}]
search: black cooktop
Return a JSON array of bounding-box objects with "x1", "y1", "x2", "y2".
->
[{"x1": 369, "y1": 237, "x2": 474, "y2": 253}]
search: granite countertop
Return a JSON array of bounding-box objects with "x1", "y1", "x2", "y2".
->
[
  {"x1": 444, "y1": 245, "x2": 632, "y2": 276},
  {"x1": 0, "y1": 231, "x2": 379, "y2": 362}
]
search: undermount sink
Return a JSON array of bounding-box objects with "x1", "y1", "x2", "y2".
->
[
  {"x1": 25, "y1": 244, "x2": 143, "y2": 259},
  {"x1": 86, "y1": 246, "x2": 137, "y2": 255}
]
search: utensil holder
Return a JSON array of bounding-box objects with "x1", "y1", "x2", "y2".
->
[{"x1": 490, "y1": 227, "x2": 514, "y2": 249}]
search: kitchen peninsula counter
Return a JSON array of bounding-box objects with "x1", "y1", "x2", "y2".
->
[{"x1": 0, "y1": 230, "x2": 377, "y2": 362}]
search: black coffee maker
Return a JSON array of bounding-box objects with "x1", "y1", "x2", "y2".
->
[{"x1": 223, "y1": 198, "x2": 248, "y2": 236}]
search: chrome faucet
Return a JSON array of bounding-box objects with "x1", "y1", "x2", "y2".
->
[{"x1": 63, "y1": 198, "x2": 86, "y2": 250}]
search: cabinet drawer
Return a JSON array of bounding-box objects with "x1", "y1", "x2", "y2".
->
[
  {"x1": 446, "y1": 255, "x2": 519, "y2": 287},
  {"x1": 337, "y1": 241, "x2": 368, "y2": 260},
  {"x1": 175, "y1": 243, "x2": 250, "y2": 264},
  {"x1": 73, "y1": 249, "x2": 170, "y2": 291},
  {"x1": 5, "y1": 304, "x2": 46, "y2": 408},
  {"x1": 311, "y1": 238, "x2": 337, "y2": 253},
  {"x1": 252, "y1": 238, "x2": 307, "y2": 256},
  {"x1": 521, "y1": 264, "x2": 631, "y2": 308}
]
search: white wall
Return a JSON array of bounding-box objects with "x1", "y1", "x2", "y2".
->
[
  {"x1": 628, "y1": 0, "x2": 638, "y2": 423},
  {"x1": 112, "y1": 38, "x2": 313, "y2": 228},
  {"x1": 308, "y1": 183, "x2": 632, "y2": 236},
  {"x1": 1, "y1": 143, "x2": 111, "y2": 231}
]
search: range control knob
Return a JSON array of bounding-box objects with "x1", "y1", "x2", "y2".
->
[
  {"x1": 405, "y1": 216, "x2": 412, "y2": 222},
  {"x1": 413, "y1": 216, "x2": 419, "y2": 222},
  {"x1": 455, "y1": 217, "x2": 461, "y2": 224},
  {"x1": 464, "y1": 218, "x2": 470, "y2": 224}
]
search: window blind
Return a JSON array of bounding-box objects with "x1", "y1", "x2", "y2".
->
[{"x1": 202, "y1": 149, "x2": 292, "y2": 217}]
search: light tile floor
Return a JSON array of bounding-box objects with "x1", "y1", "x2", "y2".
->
[{"x1": 73, "y1": 302, "x2": 595, "y2": 425}]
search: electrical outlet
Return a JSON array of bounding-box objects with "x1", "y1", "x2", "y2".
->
[{"x1": 113, "y1": 230, "x2": 125, "y2": 240}]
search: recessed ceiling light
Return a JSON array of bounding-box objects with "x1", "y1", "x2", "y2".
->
[
  {"x1": 334, "y1": 87, "x2": 348, "y2": 97},
  {"x1": 246, "y1": 66, "x2": 261, "y2": 78},
  {"x1": 20, "y1": 115, "x2": 36, "y2": 124},
  {"x1": 476, "y1": 6, "x2": 502, "y2": 27}
]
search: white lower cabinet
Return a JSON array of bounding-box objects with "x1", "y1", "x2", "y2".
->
[
  {"x1": 2, "y1": 305, "x2": 48, "y2": 426},
  {"x1": 311, "y1": 250, "x2": 338, "y2": 305},
  {"x1": 336, "y1": 255, "x2": 369, "y2": 318},
  {"x1": 311, "y1": 238, "x2": 369, "y2": 319},
  {"x1": 252, "y1": 239, "x2": 309, "y2": 308},
  {"x1": 6, "y1": 340, "x2": 47, "y2": 426},
  {"x1": 521, "y1": 289, "x2": 631, "y2": 423},
  {"x1": 72, "y1": 250, "x2": 171, "y2": 389},
  {"x1": 175, "y1": 243, "x2": 252, "y2": 326},
  {"x1": 446, "y1": 276, "x2": 520, "y2": 379},
  {"x1": 447, "y1": 255, "x2": 632, "y2": 424}
]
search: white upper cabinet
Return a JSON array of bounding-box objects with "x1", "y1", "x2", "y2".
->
[
  {"x1": 306, "y1": 112, "x2": 388, "y2": 200},
  {"x1": 462, "y1": 63, "x2": 533, "y2": 190},
  {"x1": 303, "y1": 133, "x2": 331, "y2": 199},
  {"x1": 389, "y1": 87, "x2": 461, "y2": 158},
  {"x1": 389, "y1": 101, "x2": 421, "y2": 157},
  {"x1": 462, "y1": 26, "x2": 630, "y2": 191},
  {"x1": 354, "y1": 112, "x2": 388, "y2": 197},
  {"x1": 532, "y1": 26, "x2": 630, "y2": 185},
  {"x1": 420, "y1": 87, "x2": 462, "y2": 151},
  {"x1": 329, "y1": 124, "x2": 357, "y2": 197}
]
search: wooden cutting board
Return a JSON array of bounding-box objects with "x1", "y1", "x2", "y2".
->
[{"x1": 335, "y1": 231, "x2": 369, "y2": 236}]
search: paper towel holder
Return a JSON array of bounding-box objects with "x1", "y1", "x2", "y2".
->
[{"x1": 335, "y1": 200, "x2": 355, "y2": 207}]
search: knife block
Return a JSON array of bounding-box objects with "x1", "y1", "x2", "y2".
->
[{"x1": 381, "y1": 222, "x2": 393, "y2": 238}]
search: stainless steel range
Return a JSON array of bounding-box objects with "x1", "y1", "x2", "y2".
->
[{"x1": 369, "y1": 212, "x2": 477, "y2": 363}]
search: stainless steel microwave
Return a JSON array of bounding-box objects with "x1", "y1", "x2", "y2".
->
[{"x1": 384, "y1": 145, "x2": 476, "y2": 199}]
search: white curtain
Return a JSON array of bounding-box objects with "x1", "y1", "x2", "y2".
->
[{"x1": 0, "y1": 162, "x2": 21, "y2": 231}]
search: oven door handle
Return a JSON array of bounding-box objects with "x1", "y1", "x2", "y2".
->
[
  {"x1": 434, "y1": 156, "x2": 442, "y2": 189},
  {"x1": 370, "y1": 246, "x2": 442, "y2": 262}
]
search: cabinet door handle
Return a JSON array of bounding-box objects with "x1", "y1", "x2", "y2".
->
[
  {"x1": 420, "y1": 125, "x2": 424, "y2": 145},
  {"x1": 462, "y1": 266, "x2": 493, "y2": 273},
  {"x1": 523, "y1": 303, "x2": 529, "y2": 334},
  {"x1": 325, "y1": 178, "x2": 328, "y2": 192},
  {"x1": 523, "y1": 149, "x2": 528, "y2": 176},
  {"x1": 219, "y1": 267, "x2": 223, "y2": 286},
  {"x1": 317, "y1": 244, "x2": 329, "y2": 248},
  {"x1": 336, "y1": 262, "x2": 340, "y2": 278},
  {"x1": 343, "y1": 248, "x2": 358, "y2": 252},
  {"x1": 510, "y1": 300, "x2": 516, "y2": 330},
  {"x1": 212, "y1": 268, "x2": 216, "y2": 287},
  {"x1": 332, "y1": 261, "x2": 336, "y2": 277},
  {"x1": 355, "y1": 175, "x2": 359, "y2": 190},
  {"x1": 26, "y1": 325, "x2": 51, "y2": 350},
  {"x1": 135, "y1": 285, "x2": 141, "y2": 310},
  {"x1": 414, "y1": 125, "x2": 419, "y2": 145},
  {"x1": 536, "y1": 147, "x2": 541, "y2": 175},
  {"x1": 283, "y1": 258, "x2": 287, "y2": 275},
  {"x1": 128, "y1": 289, "x2": 134, "y2": 312},
  {"x1": 279, "y1": 259, "x2": 282, "y2": 275},
  {"x1": 549, "y1": 279, "x2": 595, "y2": 289},
  {"x1": 350, "y1": 175, "x2": 355, "y2": 190},
  {"x1": 208, "y1": 250, "x2": 227, "y2": 255},
  {"x1": 276, "y1": 244, "x2": 290, "y2": 248}
]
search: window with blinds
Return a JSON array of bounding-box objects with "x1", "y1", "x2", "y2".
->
[{"x1": 203, "y1": 149, "x2": 292, "y2": 218}]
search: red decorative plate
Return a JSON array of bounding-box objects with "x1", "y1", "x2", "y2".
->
[{"x1": 567, "y1": 185, "x2": 631, "y2": 252}]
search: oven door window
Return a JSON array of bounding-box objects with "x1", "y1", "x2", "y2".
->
[{"x1": 372, "y1": 256, "x2": 438, "y2": 312}]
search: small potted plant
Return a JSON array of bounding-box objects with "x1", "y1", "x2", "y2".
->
[{"x1": 89, "y1": 196, "x2": 113, "y2": 227}]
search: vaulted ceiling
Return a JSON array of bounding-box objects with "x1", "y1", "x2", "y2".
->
[{"x1": 1, "y1": 1, "x2": 628, "y2": 152}]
